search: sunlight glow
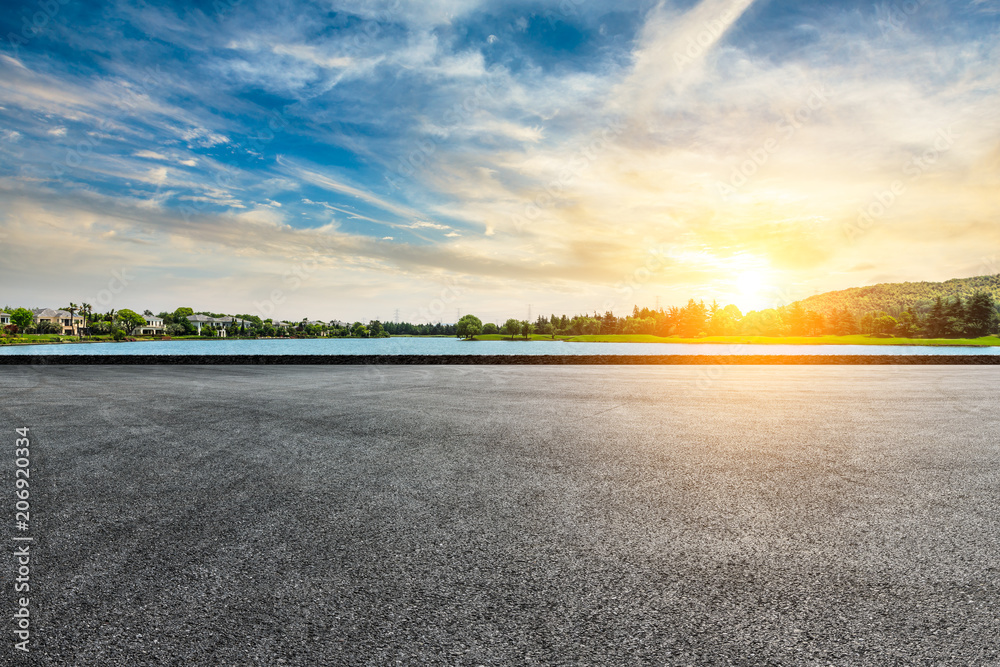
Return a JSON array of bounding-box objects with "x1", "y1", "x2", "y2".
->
[{"x1": 733, "y1": 269, "x2": 774, "y2": 312}]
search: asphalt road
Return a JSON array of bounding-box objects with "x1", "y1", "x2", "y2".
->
[{"x1": 2, "y1": 365, "x2": 999, "y2": 666}]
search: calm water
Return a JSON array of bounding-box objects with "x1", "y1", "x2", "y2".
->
[{"x1": 0, "y1": 338, "x2": 997, "y2": 356}]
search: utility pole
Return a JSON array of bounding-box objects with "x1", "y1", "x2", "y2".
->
[{"x1": 528, "y1": 304, "x2": 532, "y2": 322}]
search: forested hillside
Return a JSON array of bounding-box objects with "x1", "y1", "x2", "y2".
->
[{"x1": 793, "y1": 275, "x2": 1000, "y2": 317}]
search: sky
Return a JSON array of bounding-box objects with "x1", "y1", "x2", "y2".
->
[{"x1": 1, "y1": 0, "x2": 998, "y2": 323}]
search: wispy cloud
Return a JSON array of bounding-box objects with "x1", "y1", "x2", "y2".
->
[{"x1": 0, "y1": 0, "x2": 997, "y2": 319}]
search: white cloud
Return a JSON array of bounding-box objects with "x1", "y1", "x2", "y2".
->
[
  {"x1": 181, "y1": 127, "x2": 229, "y2": 147},
  {"x1": 278, "y1": 157, "x2": 430, "y2": 223},
  {"x1": 134, "y1": 149, "x2": 169, "y2": 160},
  {"x1": 147, "y1": 167, "x2": 169, "y2": 185}
]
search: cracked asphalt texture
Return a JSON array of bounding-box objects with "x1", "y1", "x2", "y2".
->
[{"x1": 2, "y1": 365, "x2": 999, "y2": 666}]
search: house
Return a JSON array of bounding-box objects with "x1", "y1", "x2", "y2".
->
[
  {"x1": 32, "y1": 308, "x2": 84, "y2": 335},
  {"x1": 133, "y1": 315, "x2": 165, "y2": 336},
  {"x1": 302, "y1": 320, "x2": 330, "y2": 335},
  {"x1": 0, "y1": 312, "x2": 10, "y2": 326},
  {"x1": 215, "y1": 316, "x2": 252, "y2": 330},
  {"x1": 187, "y1": 314, "x2": 225, "y2": 337},
  {"x1": 185, "y1": 314, "x2": 245, "y2": 337}
]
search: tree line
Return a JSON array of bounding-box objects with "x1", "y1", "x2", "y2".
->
[
  {"x1": 7, "y1": 280, "x2": 998, "y2": 341},
  {"x1": 451, "y1": 292, "x2": 999, "y2": 339}
]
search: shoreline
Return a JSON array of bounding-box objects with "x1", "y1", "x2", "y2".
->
[
  {"x1": 3, "y1": 335, "x2": 1000, "y2": 349},
  {"x1": 2, "y1": 354, "x2": 999, "y2": 365}
]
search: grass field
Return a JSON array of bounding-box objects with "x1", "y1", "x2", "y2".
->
[
  {"x1": 470, "y1": 333, "x2": 573, "y2": 342},
  {"x1": 563, "y1": 334, "x2": 1000, "y2": 346}
]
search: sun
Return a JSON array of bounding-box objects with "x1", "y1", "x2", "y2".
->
[{"x1": 734, "y1": 269, "x2": 771, "y2": 312}]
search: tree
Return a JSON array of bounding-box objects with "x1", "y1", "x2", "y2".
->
[
  {"x1": 90, "y1": 320, "x2": 112, "y2": 335},
  {"x1": 925, "y1": 297, "x2": 946, "y2": 338},
  {"x1": 80, "y1": 302, "x2": 92, "y2": 337},
  {"x1": 872, "y1": 314, "x2": 898, "y2": 335},
  {"x1": 173, "y1": 307, "x2": 194, "y2": 321},
  {"x1": 114, "y1": 309, "x2": 146, "y2": 335},
  {"x1": 455, "y1": 314, "x2": 483, "y2": 340},
  {"x1": 678, "y1": 299, "x2": 709, "y2": 337},
  {"x1": 943, "y1": 297, "x2": 966, "y2": 337},
  {"x1": 520, "y1": 320, "x2": 534, "y2": 339},
  {"x1": 10, "y1": 308, "x2": 33, "y2": 331},
  {"x1": 805, "y1": 311, "x2": 825, "y2": 336},
  {"x1": 502, "y1": 318, "x2": 521, "y2": 340},
  {"x1": 351, "y1": 322, "x2": 368, "y2": 337},
  {"x1": 895, "y1": 309, "x2": 921, "y2": 338},
  {"x1": 61, "y1": 302, "x2": 80, "y2": 338},
  {"x1": 964, "y1": 292, "x2": 998, "y2": 337},
  {"x1": 35, "y1": 320, "x2": 61, "y2": 334},
  {"x1": 740, "y1": 309, "x2": 784, "y2": 337},
  {"x1": 831, "y1": 308, "x2": 857, "y2": 335},
  {"x1": 482, "y1": 322, "x2": 499, "y2": 335},
  {"x1": 785, "y1": 302, "x2": 807, "y2": 336}
]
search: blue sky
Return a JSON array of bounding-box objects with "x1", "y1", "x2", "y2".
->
[{"x1": 1, "y1": 0, "x2": 998, "y2": 322}]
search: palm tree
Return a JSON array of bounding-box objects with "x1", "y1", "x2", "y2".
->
[
  {"x1": 106, "y1": 308, "x2": 117, "y2": 337},
  {"x1": 62, "y1": 302, "x2": 79, "y2": 338},
  {"x1": 80, "y1": 303, "x2": 92, "y2": 339}
]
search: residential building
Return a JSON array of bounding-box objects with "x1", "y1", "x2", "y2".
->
[
  {"x1": 0, "y1": 312, "x2": 10, "y2": 326},
  {"x1": 215, "y1": 316, "x2": 252, "y2": 330},
  {"x1": 133, "y1": 315, "x2": 165, "y2": 336},
  {"x1": 303, "y1": 320, "x2": 330, "y2": 335},
  {"x1": 32, "y1": 308, "x2": 84, "y2": 335},
  {"x1": 185, "y1": 314, "x2": 258, "y2": 337}
]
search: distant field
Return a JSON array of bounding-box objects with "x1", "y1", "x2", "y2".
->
[{"x1": 564, "y1": 334, "x2": 1000, "y2": 346}]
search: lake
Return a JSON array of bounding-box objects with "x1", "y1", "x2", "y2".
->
[{"x1": 0, "y1": 338, "x2": 998, "y2": 355}]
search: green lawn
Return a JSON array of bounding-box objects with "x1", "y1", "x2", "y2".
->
[
  {"x1": 0, "y1": 334, "x2": 68, "y2": 344},
  {"x1": 469, "y1": 334, "x2": 573, "y2": 342},
  {"x1": 564, "y1": 334, "x2": 1000, "y2": 346}
]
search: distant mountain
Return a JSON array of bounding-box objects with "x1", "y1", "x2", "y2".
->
[{"x1": 792, "y1": 274, "x2": 1000, "y2": 316}]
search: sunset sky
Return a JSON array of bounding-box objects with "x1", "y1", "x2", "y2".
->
[{"x1": 1, "y1": 0, "x2": 998, "y2": 323}]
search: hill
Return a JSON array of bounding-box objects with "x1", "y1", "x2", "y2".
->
[{"x1": 792, "y1": 274, "x2": 1000, "y2": 317}]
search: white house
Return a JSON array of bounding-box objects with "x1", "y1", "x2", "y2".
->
[
  {"x1": 133, "y1": 315, "x2": 165, "y2": 336},
  {"x1": 0, "y1": 312, "x2": 10, "y2": 326},
  {"x1": 186, "y1": 314, "x2": 227, "y2": 337},
  {"x1": 215, "y1": 316, "x2": 252, "y2": 330}
]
